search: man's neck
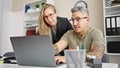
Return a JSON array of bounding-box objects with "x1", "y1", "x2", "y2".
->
[{"x1": 78, "y1": 27, "x2": 88, "y2": 37}]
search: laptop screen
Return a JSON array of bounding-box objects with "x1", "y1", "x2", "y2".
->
[{"x1": 10, "y1": 35, "x2": 58, "y2": 67}]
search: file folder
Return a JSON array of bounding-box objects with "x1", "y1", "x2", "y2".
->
[
  {"x1": 111, "y1": 17, "x2": 117, "y2": 35},
  {"x1": 116, "y1": 17, "x2": 120, "y2": 35},
  {"x1": 105, "y1": 17, "x2": 112, "y2": 35},
  {"x1": 105, "y1": 16, "x2": 120, "y2": 35}
]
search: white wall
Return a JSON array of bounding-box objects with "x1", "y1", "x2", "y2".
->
[
  {"x1": 0, "y1": 0, "x2": 120, "y2": 67},
  {"x1": 0, "y1": 0, "x2": 104, "y2": 56},
  {"x1": 0, "y1": 0, "x2": 55, "y2": 56},
  {"x1": 55, "y1": 0, "x2": 104, "y2": 32},
  {"x1": 1, "y1": 0, "x2": 24, "y2": 55},
  {"x1": 0, "y1": 0, "x2": 2, "y2": 55}
]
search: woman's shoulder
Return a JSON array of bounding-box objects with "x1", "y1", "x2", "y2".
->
[
  {"x1": 57, "y1": 16, "x2": 68, "y2": 21},
  {"x1": 57, "y1": 16, "x2": 67, "y2": 19}
]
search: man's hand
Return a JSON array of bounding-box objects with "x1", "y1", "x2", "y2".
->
[{"x1": 55, "y1": 56, "x2": 66, "y2": 64}]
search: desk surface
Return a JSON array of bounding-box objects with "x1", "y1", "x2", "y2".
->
[{"x1": 0, "y1": 63, "x2": 118, "y2": 68}]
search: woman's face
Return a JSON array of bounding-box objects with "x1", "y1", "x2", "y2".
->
[{"x1": 43, "y1": 8, "x2": 57, "y2": 27}]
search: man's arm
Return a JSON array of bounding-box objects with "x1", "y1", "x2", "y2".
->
[
  {"x1": 86, "y1": 28, "x2": 105, "y2": 59},
  {"x1": 53, "y1": 40, "x2": 68, "y2": 55},
  {"x1": 86, "y1": 43, "x2": 105, "y2": 59}
]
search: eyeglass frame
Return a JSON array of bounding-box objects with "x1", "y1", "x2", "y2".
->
[
  {"x1": 70, "y1": 17, "x2": 88, "y2": 23},
  {"x1": 43, "y1": 13, "x2": 55, "y2": 19}
]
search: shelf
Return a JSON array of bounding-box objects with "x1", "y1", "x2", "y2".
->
[
  {"x1": 107, "y1": 53, "x2": 120, "y2": 55},
  {"x1": 25, "y1": 0, "x2": 46, "y2": 13},
  {"x1": 25, "y1": 24, "x2": 38, "y2": 28},
  {"x1": 105, "y1": 4, "x2": 120, "y2": 9},
  {"x1": 105, "y1": 14, "x2": 120, "y2": 17},
  {"x1": 24, "y1": 18, "x2": 38, "y2": 22},
  {"x1": 105, "y1": 4, "x2": 120, "y2": 15},
  {"x1": 24, "y1": 27, "x2": 37, "y2": 29},
  {"x1": 24, "y1": 25, "x2": 38, "y2": 30},
  {"x1": 106, "y1": 35, "x2": 120, "y2": 38},
  {"x1": 25, "y1": 0, "x2": 46, "y2": 7},
  {"x1": 24, "y1": 0, "x2": 54, "y2": 31},
  {"x1": 25, "y1": 10, "x2": 40, "y2": 16}
]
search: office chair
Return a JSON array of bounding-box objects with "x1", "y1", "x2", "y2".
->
[
  {"x1": 102, "y1": 54, "x2": 110, "y2": 63},
  {"x1": 3, "y1": 52, "x2": 16, "y2": 64},
  {"x1": 3, "y1": 52, "x2": 15, "y2": 57}
]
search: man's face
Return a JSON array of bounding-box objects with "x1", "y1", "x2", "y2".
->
[
  {"x1": 43, "y1": 8, "x2": 57, "y2": 26},
  {"x1": 71, "y1": 11, "x2": 89, "y2": 33}
]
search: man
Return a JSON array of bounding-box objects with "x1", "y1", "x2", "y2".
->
[{"x1": 53, "y1": 6, "x2": 105, "y2": 64}]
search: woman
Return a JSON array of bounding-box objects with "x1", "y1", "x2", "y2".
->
[{"x1": 38, "y1": 4, "x2": 73, "y2": 56}]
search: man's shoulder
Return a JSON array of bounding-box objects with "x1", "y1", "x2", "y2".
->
[
  {"x1": 88, "y1": 27, "x2": 103, "y2": 36},
  {"x1": 89, "y1": 27, "x2": 102, "y2": 33},
  {"x1": 64, "y1": 30, "x2": 76, "y2": 36},
  {"x1": 62, "y1": 30, "x2": 76, "y2": 40}
]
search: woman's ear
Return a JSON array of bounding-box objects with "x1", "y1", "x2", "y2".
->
[{"x1": 54, "y1": 13, "x2": 57, "y2": 17}]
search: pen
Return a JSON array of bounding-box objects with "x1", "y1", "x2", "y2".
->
[{"x1": 82, "y1": 44, "x2": 85, "y2": 49}]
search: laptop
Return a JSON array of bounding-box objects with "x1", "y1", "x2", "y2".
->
[{"x1": 10, "y1": 35, "x2": 61, "y2": 67}]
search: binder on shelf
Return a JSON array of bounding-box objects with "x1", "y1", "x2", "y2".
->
[
  {"x1": 105, "y1": 16, "x2": 120, "y2": 36},
  {"x1": 111, "y1": 17, "x2": 117, "y2": 35},
  {"x1": 114, "y1": 16, "x2": 118, "y2": 35},
  {"x1": 116, "y1": 17, "x2": 120, "y2": 35},
  {"x1": 105, "y1": 17, "x2": 112, "y2": 35}
]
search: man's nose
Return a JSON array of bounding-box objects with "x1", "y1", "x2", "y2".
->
[{"x1": 73, "y1": 20, "x2": 78, "y2": 25}]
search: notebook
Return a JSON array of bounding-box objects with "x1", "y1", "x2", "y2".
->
[{"x1": 10, "y1": 35, "x2": 61, "y2": 67}]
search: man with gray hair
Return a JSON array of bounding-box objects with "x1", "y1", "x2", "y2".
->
[{"x1": 53, "y1": 3, "x2": 105, "y2": 64}]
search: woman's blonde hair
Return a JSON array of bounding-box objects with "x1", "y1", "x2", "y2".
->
[{"x1": 38, "y1": 4, "x2": 57, "y2": 35}]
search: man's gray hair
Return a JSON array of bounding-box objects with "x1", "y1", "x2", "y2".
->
[{"x1": 71, "y1": 6, "x2": 89, "y2": 16}]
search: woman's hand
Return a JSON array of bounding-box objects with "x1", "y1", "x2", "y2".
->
[{"x1": 55, "y1": 56, "x2": 66, "y2": 64}]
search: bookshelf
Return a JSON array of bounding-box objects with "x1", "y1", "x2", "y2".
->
[
  {"x1": 105, "y1": 4, "x2": 120, "y2": 15},
  {"x1": 104, "y1": 0, "x2": 120, "y2": 55}
]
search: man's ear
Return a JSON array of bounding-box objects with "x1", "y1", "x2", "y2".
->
[
  {"x1": 87, "y1": 17, "x2": 90, "y2": 22},
  {"x1": 86, "y1": 17, "x2": 90, "y2": 24}
]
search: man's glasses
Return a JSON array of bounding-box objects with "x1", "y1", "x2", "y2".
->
[
  {"x1": 70, "y1": 17, "x2": 87, "y2": 23},
  {"x1": 44, "y1": 13, "x2": 55, "y2": 19}
]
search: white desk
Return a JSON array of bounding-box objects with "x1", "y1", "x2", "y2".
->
[{"x1": 0, "y1": 63, "x2": 118, "y2": 68}]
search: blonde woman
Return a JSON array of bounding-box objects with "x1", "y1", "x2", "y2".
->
[{"x1": 38, "y1": 4, "x2": 73, "y2": 56}]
